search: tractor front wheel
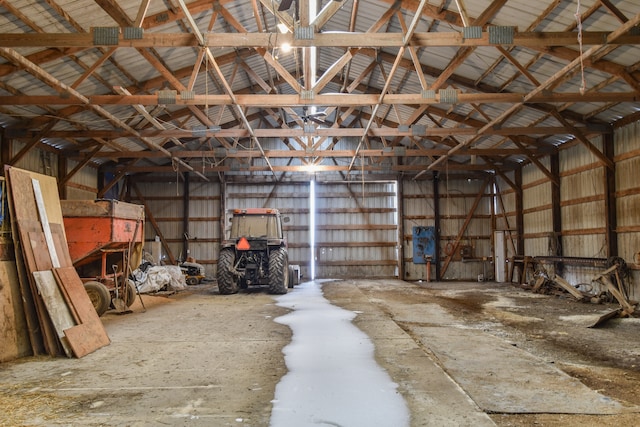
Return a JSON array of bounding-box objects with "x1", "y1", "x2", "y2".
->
[
  {"x1": 268, "y1": 248, "x2": 288, "y2": 295},
  {"x1": 217, "y1": 248, "x2": 239, "y2": 294}
]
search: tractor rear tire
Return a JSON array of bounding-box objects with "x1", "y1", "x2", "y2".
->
[
  {"x1": 84, "y1": 281, "x2": 111, "y2": 316},
  {"x1": 268, "y1": 248, "x2": 288, "y2": 294},
  {"x1": 217, "y1": 248, "x2": 239, "y2": 295}
]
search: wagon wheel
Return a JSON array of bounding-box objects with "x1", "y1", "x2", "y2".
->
[{"x1": 84, "y1": 281, "x2": 111, "y2": 316}]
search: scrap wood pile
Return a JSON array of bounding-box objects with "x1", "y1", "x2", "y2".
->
[
  {"x1": 3, "y1": 167, "x2": 110, "y2": 358},
  {"x1": 524, "y1": 257, "x2": 638, "y2": 326}
]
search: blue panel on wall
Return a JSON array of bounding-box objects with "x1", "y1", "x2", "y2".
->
[{"x1": 413, "y1": 226, "x2": 436, "y2": 264}]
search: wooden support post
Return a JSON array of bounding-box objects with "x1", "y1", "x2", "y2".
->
[
  {"x1": 433, "y1": 171, "x2": 441, "y2": 281},
  {"x1": 603, "y1": 131, "x2": 618, "y2": 258},
  {"x1": 550, "y1": 152, "x2": 563, "y2": 275},
  {"x1": 397, "y1": 177, "x2": 405, "y2": 280},
  {"x1": 183, "y1": 172, "x2": 190, "y2": 262},
  {"x1": 515, "y1": 168, "x2": 524, "y2": 256}
]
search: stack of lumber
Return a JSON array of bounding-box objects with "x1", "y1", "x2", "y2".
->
[{"x1": 3, "y1": 166, "x2": 110, "y2": 358}]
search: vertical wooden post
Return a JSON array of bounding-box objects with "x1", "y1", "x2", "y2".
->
[
  {"x1": 219, "y1": 178, "x2": 226, "y2": 246},
  {"x1": 603, "y1": 131, "x2": 617, "y2": 258},
  {"x1": 515, "y1": 168, "x2": 524, "y2": 256},
  {"x1": 57, "y1": 154, "x2": 67, "y2": 200},
  {"x1": 433, "y1": 171, "x2": 441, "y2": 281},
  {"x1": 183, "y1": 172, "x2": 190, "y2": 262},
  {"x1": 396, "y1": 178, "x2": 405, "y2": 280},
  {"x1": 1, "y1": 130, "x2": 11, "y2": 174},
  {"x1": 550, "y1": 151, "x2": 563, "y2": 275}
]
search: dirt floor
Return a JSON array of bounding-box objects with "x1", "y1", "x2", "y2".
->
[
  {"x1": 323, "y1": 279, "x2": 640, "y2": 427},
  {"x1": 1, "y1": 279, "x2": 639, "y2": 426}
]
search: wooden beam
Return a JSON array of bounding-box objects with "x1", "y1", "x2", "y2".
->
[
  {"x1": 3, "y1": 90, "x2": 636, "y2": 107},
  {"x1": 2, "y1": 31, "x2": 639, "y2": 49}
]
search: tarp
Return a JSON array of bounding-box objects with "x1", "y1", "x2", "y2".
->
[{"x1": 132, "y1": 264, "x2": 187, "y2": 293}]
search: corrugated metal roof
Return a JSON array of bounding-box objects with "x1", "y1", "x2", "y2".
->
[{"x1": 0, "y1": 0, "x2": 638, "y2": 178}]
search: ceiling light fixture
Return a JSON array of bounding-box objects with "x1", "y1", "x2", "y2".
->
[{"x1": 280, "y1": 42, "x2": 292, "y2": 53}]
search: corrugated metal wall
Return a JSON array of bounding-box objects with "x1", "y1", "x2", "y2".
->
[
  {"x1": 12, "y1": 141, "x2": 58, "y2": 177},
  {"x1": 495, "y1": 172, "x2": 518, "y2": 267},
  {"x1": 402, "y1": 177, "x2": 494, "y2": 281},
  {"x1": 560, "y1": 137, "x2": 607, "y2": 260},
  {"x1": 11, "y1": 143, "x2": 99, "y2": 200},
  {"x1": 64, "y1": 159, "x2": 98, "y2": 200},
  {"x1": 186, "y1": 181, "x2": 221, "y2": 272},
  {"x1": 438, "y1": 177, "x2": 493, "y2": 281},
  {"x1": 135, "y1": 178, "x2": 220, "y2": 276},
  {"x1": 615, "y1": 122, "x2": 640, "y2": 299},
  {"x1": 402, "y1": 179, "x2": 435, "y2": 280},
  {"x1": 522, "y1": 159, "x2": 553, "y2": 256},
  {"x1": 314, "y1": 181, "x2": 397, "y2": 278},
  {"x1": 225, "y1": 181, "x2": 311, "y2": 279}
]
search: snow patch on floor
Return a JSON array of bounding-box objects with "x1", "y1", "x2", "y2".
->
[{"x1": 270, "y1": 281, "x2": 410, "y2": 427}]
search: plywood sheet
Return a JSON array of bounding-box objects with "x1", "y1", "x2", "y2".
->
[
  {"x1": 32, "y1": 270, "x2": 74, "y2": 357},
  {"x1": 53, "y1": 266, "x2": 104, "y2": 326},
  {"x1": 64, "y1": 320, "x2": 111, "y2": 358},
  {"x1": 54, "y1": 266, "x2": 110, "y2": 357},
  {"x1": 8, "y1": 169, "x2": 64, "y2": 228},
  {"x1": 5, "y1": 166, "x2": 107, "y2": 358},
  {"x1": 0, "y1": 260, "x2": 32, "y2": 362}
]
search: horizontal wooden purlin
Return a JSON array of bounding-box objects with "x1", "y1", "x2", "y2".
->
[
  {"x1": 0, "y1": 92, "x2": 636, "y2": 107},
  {"x1": 0, "y1": 31, "x2": 637, "y2": 48},
  {"x1": 97, "y1": 147, "x2": 548, "y2": 160},
  {"x1": 20, "y1": 126, "x2": 586, "y2": 140}
]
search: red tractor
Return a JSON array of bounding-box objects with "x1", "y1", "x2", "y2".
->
[{"x1": 217, "y1": 208, "x2": 296, "y2": 294}]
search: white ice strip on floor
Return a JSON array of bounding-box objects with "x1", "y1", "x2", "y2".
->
[{"x1": 270, "y1": 281, "x2": 410, "y2": 427}]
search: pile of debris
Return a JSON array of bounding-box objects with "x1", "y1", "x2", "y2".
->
[{"x1": 523, "y1": 257, "x2": 638, "y2": 327}]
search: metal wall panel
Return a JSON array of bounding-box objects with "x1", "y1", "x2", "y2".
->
[
  {"x1": 402, "y1": 178, "x2": 495, "y2": 281},
  {"x1": 66, "y1": 159, "x2": 97, "y2": 190},
  {"x1": 315, "y1": 181, "x2": 397, "y2": 278},
  {"x1": 400, "y1": 180, "x2": 435, "y2": 280},
  {"x1": 184, "y1": 182, "x2": 220, "y2": 273},
  {"x1": 137, "y1": 181, "x2": 184, "y2": 267},
  {"x1": 12, "y1": 141, "x2": 58, "y2": 177},
  {"x1": 130, "y1": 180, "x2": 221, "y2": 276},
  {"x1": 438, "y1": 178, "x2": 493, "y2": 281},
  {"x1": 65, "y1": 187, "x2": 96, "y2": 201},
  {"x1": 558, "y1": 138, "x2": 607, "y2": 263},
  {"x1": 615, "y1": 122, "x2": 640, "y2": 283}
]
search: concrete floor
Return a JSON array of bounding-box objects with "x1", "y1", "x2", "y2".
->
[{"x1": 1, "y1": 279, "x2": 639, "y2": 426}]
